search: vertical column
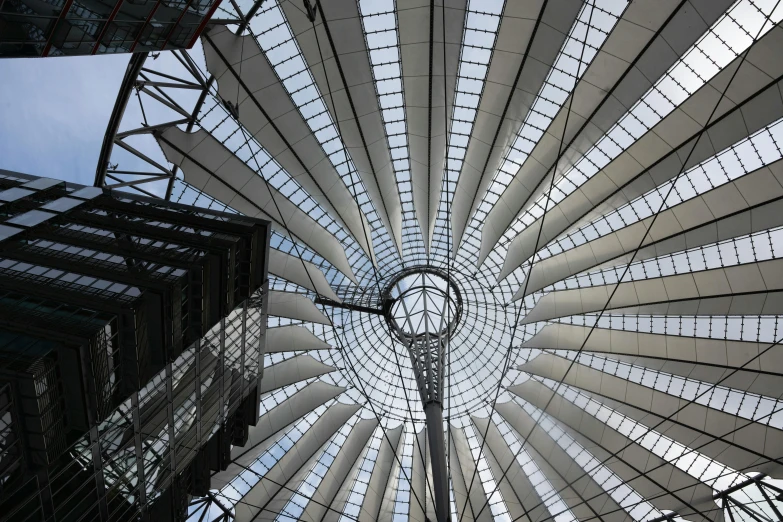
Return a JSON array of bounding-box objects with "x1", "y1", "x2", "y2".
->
[
  {"x1": 131, "y1": 391, "x2": 148, "y2": 518},
  {"x1": 424, "y1": 403, "x2": 448, "y2": 522}
]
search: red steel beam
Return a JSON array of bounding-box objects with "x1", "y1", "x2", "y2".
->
[
  {"x1": 128, "y1": 0, "x2": 162, "y2": 53},
  {"x1": 41, "y1": 0, "x2": 75, "y2": 57},
  {"x1": 160, "y1": 0, "x2": 194, "y2": 51},
  {"x1": 186, "y1": 0, "x2": 222, "y2": 48},
  {"x1": 90, "y1": 0, "x2": 126, "y2": 55}
]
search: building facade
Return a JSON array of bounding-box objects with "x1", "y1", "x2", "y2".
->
[
  {"x1": 0, "y1": 169, "x2": 269, "y2": 521},
  {"x1": 0, "y1": 0, "x2": 222, "y2": 57}
]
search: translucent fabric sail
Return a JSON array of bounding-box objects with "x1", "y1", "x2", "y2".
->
[{"x1": 96, "y1": 0, "x2": 783, "y2": 520}]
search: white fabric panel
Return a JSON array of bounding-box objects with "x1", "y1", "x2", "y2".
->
[
  {"x1": 478, "y1": 0, "x2": 743, "y2": 266},
  {"x1": 398, "y1": 0, "x2": 467, "y2": 251},
  {"x1": 156, "y1": 126, "x2": 357, "y2": 283},
  {"x1": 211, "y1": 434, "x2": 278, "y2": 491},
  {"x1": 378, "y1": 433, "x2": 404, "y2": 522},
  {"x1": 511, "y1": 379, "x2": 723, "y2": 522},
  {"x1": 470, "y1": 416, "x2": 550, "y2": 522},
  {"x1": 302, "y1": 418, "x2": 378, "y2": 522},
  {"x1": 358, "y1": 425, "x2": 404, "y2": 522},
  {"x1": 450, "y1": 428, "x2": 493, "y2": 522},
  {"x1": 321, "y1": 427, "x2": 378, "y2": 522},
  {"x1": 521, "y1": 258, "x2": 783, "y2": 324},
  {"x1": 541, "y1": 374, "x2": 783, "y2": 481},
  {"x1": 495, "y1": 401, "x2": 626, "y2": 522},
  {"x1": 451, "y1": 0, "x2": 580, "y2": 250},
  {"x1": 241, "y1": 381, "x2": 344, "y2": 459},
  {"x1": 556, "y1": 0, "x2": 733, "y2": 176},
  {"x1": 261, "y1": 442, "x2": 328, "y2": 520},
  {"x1": 578, "y1": 36, "x2": 783, "y2": 231},
  {"x1": 448, "y1": 429, "x2": 475, "y2": 522},
  {"x1": 506, "y1": 0, "x2": 734, "y2": 238},
  {"x1": 212, "y1": 381, "x2": 345, "y2": 489},
  {"x1": 515, "y1": 160, "x2": 783, "y2": 298},
  {"x1": 523, "y1": 323, "x2": 783, "y2": 398},
  {"x1": 266, "y1": 325, "x2": 331, "y2": 353},
  {"x1": 518, "y1": 352, "x2": 783, "y2": 476},
  {"x1": 268, "y1": 290, "x2": 330, "y2": 325},
  {"x1": 495, "y1": 400, "x2": 630, "y2": 522},
  {"x1": 260, "y1": 354, "x2": 337, "y2": 393},
  {"x1": 283, "y1": 0, "x2": 403, "y2": 254},
  {"x1": 409, "y1": 428, "x2": 436, "y2": 522},
  {"x1": 234, "y1": 403, "x2": 360, "y2": 522},
  {"x1": 269, "y1": 248, "x2": 341, "y2": 302},
  {"x1": 201, "y1": 25, "x2": 376, "y2": 265},
  {"x1": 499, "y1": 27, "x2": 783, "y2": 279}
]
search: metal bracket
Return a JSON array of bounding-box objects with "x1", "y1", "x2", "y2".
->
[{"x1": 303, "y1": 0, "x2": 318, "y2": 22}]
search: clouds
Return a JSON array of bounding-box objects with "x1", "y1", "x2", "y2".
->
[{"x1": 0, "y1": 53, "x2": 130, "y2": 185}]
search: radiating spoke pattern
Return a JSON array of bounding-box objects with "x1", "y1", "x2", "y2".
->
[{"x1": 94, "y1": 0, "x2": 783, "y2": 520}]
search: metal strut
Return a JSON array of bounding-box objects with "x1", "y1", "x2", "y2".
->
[{"x1": 388, "y1": 270, "x2": 455, "y2": 522}]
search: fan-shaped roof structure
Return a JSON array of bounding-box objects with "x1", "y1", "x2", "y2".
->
[{"x1": 97, "y1": 0, "x2": 783, "y2": 520}]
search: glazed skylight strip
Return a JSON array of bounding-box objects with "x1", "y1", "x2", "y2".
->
[
  {"x1": 457, "y1": 0, "x2": 625, "y2": 260},
  {"x1": 218, "y1": 404, "x2": 330, "y2": 508},
  {"x1": 493, "y1": 415, "x2": 578, "y2": 522},
  {"x1": 497, "y1": 0, "x2": 783, "y2": 251},
  {"x1": 514, "y1": 398, "x2": 663, "y2": 521},
  {"x1": 559, "y1": 314, "x2": 782, "y2": 345},
  {"x1": 391, "y1": 428, "x2": 414, "y2": 518},
  {"x1": 249, "y1": 1, "x2": 391, "y2": 268},
  {"x1": 194, "y1": 79, "x2": 361, "y2": 286},
  {"x1": 553, "y1": 226, "x2": 783, "y2": 292},
  {"x1": 275, "y1": 415, "x2": 359, "y2": 522},
  {"x1": 554, "y1": 351, "x2": 783, "y2": 429},
  {"x1": 463, "y1": 423, "x2": 512, "y2": 521},
  {"x1": 339, "y1": 426, "x2": 385, "y2": 521},
  {"x1": 534, "y1": 378, "x2": 783, "y2": 522},
  {"x1": 534, "y1": 116, "x2": 783, "y2": 264},
  {"x1": 432, "y1": 0, "x2": 504, "y2": 258},
  {"x1": 358, "y1": 0, "x2": 424, "y2": 259},
  {"x1": 173, "y1": 180, "x2": 354, "y2": 314}
]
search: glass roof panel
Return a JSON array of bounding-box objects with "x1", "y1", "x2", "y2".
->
[{"x1": 91, "y1": 0, "x2": 783, "y2": 519}]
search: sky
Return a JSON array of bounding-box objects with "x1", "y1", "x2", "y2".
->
[{"x1": 0, "y1": 53, "x2": 130, "y2": 186}]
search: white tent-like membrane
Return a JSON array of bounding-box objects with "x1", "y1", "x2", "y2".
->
[{"x1": 97, "y1": 0, "x2": 783, "y2": 521}]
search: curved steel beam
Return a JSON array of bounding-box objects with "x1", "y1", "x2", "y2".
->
[
  {"x1": 95, "y1": 0, "x2": 268, "y2": 197},
  {"x1": 95, "y1": 52, "x2": 147, "y2": 189}
]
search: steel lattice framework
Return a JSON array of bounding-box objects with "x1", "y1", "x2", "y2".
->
[{"x1": 94, "y1": 0, "x2": 783, "y2": 521}]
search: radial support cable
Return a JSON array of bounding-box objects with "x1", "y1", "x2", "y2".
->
[
  {"x1": 478, "y1": 0, "x2": 689, "y2": 264},
  {"x1": 215, "y1": 6, "x2": 438, "y2": 517},
  {"x1": 504, "y1": 395, "x2": 783, "y2": 522},
  {"x1": 230, "y1": 110, "x2": 430, "y2": 516},
  {"x1": 312, "y1": 0, "x2": 404, "y2": 257},
  {"x1": 426, "y1": 0, "x2": 435, "y2": 258},
  {"x1": 306, "y1": 0, "x2": 439, "y2": 505},
  {"x1": 202, "y1": 32, "x2": 375, "y2": 265},
  {"x1": 458, "y1": 3, "x2": 599, "y2": 520},
  {"x1": 442, "y1": 3, "x2": 455, "y2": 520},
  {"x1": 508, "y1": 453, "x2": 783, "y2": 522},
  {"x1": 452, "y1": 0, "x2": 548, "y2": 256},
  {"x1": 468, "y1": 6, "x2": 783, "y2": 521},
  {"x1": 230, "y1": 458, "x2": 364, "y2": 521},
  {"x1": 191, "y1": 31, "x2": 429, "y2": 514}
]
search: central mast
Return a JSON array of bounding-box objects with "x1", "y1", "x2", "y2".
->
[{"x1": 387, "y1": 269, "x2": 461, "y2": 522}]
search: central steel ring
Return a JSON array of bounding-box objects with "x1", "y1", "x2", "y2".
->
[{"x1": 384, "y1": 268, "x2": 463, "y2": 343}]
